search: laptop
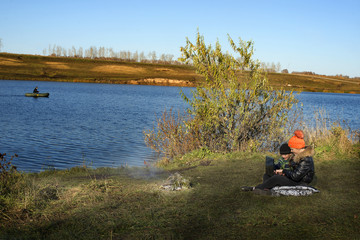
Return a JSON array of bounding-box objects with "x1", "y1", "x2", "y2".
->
[{"x1": 265, "y1": 156, "x2": 275, "y2": 176}]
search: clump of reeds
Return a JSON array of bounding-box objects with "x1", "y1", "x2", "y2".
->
[
  {"x1": 0, "y1": 153, "x2": 27, "y2": 218},
  {"x1": 144, "y1": 108, "x2": 201, "y2": 162},
  {"x1": 0, "y1": 153, "x2": 22, "y2": 195},
  {"x1": 302, "y1": 108, "x2": 359, "y2": 160}
]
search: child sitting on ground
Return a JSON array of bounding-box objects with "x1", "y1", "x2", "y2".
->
[
  {"x1": 263, "y1": 143, "x2": 293, "y2": 182},
  {"x1": 241, "y1": 130, "x2": 316, "y2": 195},
  {"x1": 242, "y1": 143, "x2": 294, "y2": 192}
]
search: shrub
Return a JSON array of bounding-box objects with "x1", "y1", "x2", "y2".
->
[
  {"x1": 145, "y1": 31, "x2": 299, "y2": 161},
  {"x1": 0, "y1": 153, "x2": 25, "y2": 214},
  {"x1": 0, "y1": 153, "x2": 21, "y2": 195},
  {"x1": 144, "y1": 108, "x2": 201, "y2": 159}
]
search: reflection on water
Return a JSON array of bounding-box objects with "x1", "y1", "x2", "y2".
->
[{"x1": 1, "y1": 80, "x2": 359, "y2": 172}]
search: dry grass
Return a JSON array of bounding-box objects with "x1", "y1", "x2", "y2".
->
[
  {"x1": 91, "y1": 65, "x2": 146, "y2": 74},
  {"x1": 1, "y1": 116, "x2": 359, "y2": 239},
  {"x1": 144, "y1": 108, "x2": 202, "y2": 160},
  {"x1": 1, "y1": 152, "x2": 359, "y2": 239},
  {"x1": 0, "y1": 57, "x2": 23, "y2": 66},
  {"x1": 155, "y1": 67, "x2": 175, "y2": 72},
  {"x1": 300, "y1": 108, "x2": 359, "y2": 161},
  {"x1": 1, "y1": 52, "x2": 359, "y2": 92},
  {"x1": 45, "y1": 62, "x2": 70, "y2": 69}
]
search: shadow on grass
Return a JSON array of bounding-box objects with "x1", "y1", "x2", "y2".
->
[{"x1": 1, "y1": 156, "x2": 359, "y2": 239}]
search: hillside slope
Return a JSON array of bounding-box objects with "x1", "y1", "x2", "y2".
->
[{"x1": 1, "y1": 53, "x2": 359, "y2": 93}]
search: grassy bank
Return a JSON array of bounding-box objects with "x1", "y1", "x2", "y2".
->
[
  {"x1": 1, "y1": 50, "x2": 360, "y2": 239},
  {"x1": 1, "y1": 52, "x2": 360, "y2": 93},
  {"x1": 1, "y1": 149, "x2": 359, "y2": 239}
]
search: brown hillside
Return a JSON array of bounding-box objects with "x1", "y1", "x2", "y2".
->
[{"x1": 0, "y1": 53, "x2": 359, "y2": 93}]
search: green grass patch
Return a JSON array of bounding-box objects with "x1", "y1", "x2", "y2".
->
[{"x1": 1, "y1": 152, "x2": 359, "y2": 239}]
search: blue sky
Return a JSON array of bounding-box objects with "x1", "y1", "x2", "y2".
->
[{"x1": 1, "y1": 0, "x2": 359, "y2": 77}]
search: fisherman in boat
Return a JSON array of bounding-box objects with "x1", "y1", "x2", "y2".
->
[{"x1": 33, "y1": 87, "x2": 39, "y2": 93}]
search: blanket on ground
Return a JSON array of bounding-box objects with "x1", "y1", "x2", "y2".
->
[{"x1": 271, "y1": 186, "x2": 320, "y2": 196}]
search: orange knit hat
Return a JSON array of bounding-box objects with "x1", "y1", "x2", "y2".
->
[{"x1": 288, "y1": 130, "x2": 305, "y2": 149}]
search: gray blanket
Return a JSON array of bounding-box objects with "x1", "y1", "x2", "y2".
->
[{"x1": 271, "y1": 186, "x2": 320, "y2": 196}]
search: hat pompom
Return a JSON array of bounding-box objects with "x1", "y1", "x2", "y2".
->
[
  {"x1": 294, "y1": 130, "x2": 304, "y2": 139},
  {"x1": 289, "y1": 130, "x2": 306, "y2": 149}
]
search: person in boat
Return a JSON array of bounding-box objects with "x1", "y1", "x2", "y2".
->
[
  {"x1": 33, "y1": 87, "x2": 39, "y2": 93},
  {"x1": 241, "y1": 130, "x2": 315, "y2": 195}
]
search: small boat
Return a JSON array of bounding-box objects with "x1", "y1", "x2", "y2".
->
[{"x1": 25, "y1": 93, "x2": 50, "y2": 97}]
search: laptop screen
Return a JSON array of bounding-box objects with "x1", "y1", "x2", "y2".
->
[{"x1": 265, "y1": 156, "x2": 275, "y2": 176}]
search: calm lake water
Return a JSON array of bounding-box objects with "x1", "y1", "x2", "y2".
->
[{"x1": 1, "y1": 80, "x2": 359, "y2": 172}]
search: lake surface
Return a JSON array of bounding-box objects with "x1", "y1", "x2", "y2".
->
[{"x1": 1, "y1": 80, "x2": 359, "y2": 172}]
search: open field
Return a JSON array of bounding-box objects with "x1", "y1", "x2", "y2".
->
[
  {"x1": 1, "y1": 53, "x2": 360, "y2": 93},
  {"x1": 1, "y1": 152, "x2": 359, "y2": 239}
]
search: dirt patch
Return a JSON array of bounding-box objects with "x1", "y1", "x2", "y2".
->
[
  {"x1": 155, "y1": 68, "x2": 175, "y2": 72},
  {"x1": 92, "y1": 65, "x2": 146, "y2": 74},
  {"x1": 45, "y1": 62, "x2": 70, "y2": 69},
  {"x1": 0, "y1": 57, "x2": 23, "y2": 66},
  {"x1": 128, "y1": 78, "x2": 194, "y2": 87}
]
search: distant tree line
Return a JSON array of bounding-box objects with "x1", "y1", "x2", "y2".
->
[
  {"x1": 37, "y1": 43, "x2": 358, "y2": 79},
  {"x1": 41, "y1": 45, "x2": 286, "y2": 72},
  {"x1": 290, "y1": 71, "x2": 355, "y2": 79},
  {"x1": 260, "y1": 61, "x2": 282, "y2": 73},
  {"x1": 291, "y1": 71, "x2": 316, "y2": 75},
  {"x1": 42, "y1": 44, "x2": 181, "y2": 64}
]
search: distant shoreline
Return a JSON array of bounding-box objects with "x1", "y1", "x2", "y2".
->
[{"x1": 1, "y1": 52, "x2": 359, "y2": 94}]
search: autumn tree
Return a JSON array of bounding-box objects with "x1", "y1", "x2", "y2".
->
[{"x1": 145, "y1": 31, "x2": 298, "y2": 159}]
